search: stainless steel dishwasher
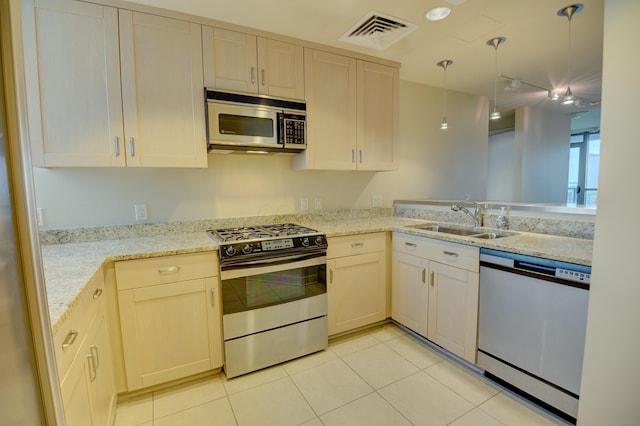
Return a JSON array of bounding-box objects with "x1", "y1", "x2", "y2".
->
[{"x1": 477, "y1": 248, "x2": 591, "y2": 422}]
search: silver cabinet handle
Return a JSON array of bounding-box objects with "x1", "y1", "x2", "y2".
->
[
  {"x1": 351, "y1": 242, "x2": 364, "y2": 248},
  {"x1": 261, "y1": 69, "x2": 266, "y2": 86},
  {"x1": 359, "y1": 150, "x2": 363, "y2": 163},
  {"x1": 330, "y1": 268, "x2": 334, "y2": 284},
  {"x1": 87, "y1": 354, "x2": 97, "y2": 382},
  {"x1": 129, "y1": 137, "x2": 135, "y2": 157},
  {"x1": 210, "y1": 288, "x2": 215, "y2": 307},
  {"x1": 404, "y1": 242, "x2": 417, "y2": 248},
  {"x1": 430, "y1": 272, "x2": 435, "y2": 287},
  {"x1": 158, "y1": 266, "x2": 180, "y2": 274},
  {"x1": 92, "y1": 288, "x2": 103, "y2": 300},
  {"x1": 250, "y1": 66, "x2": 255, "y2": 84},
  {"x1": 61, "y1": 330, "x2": 78, "y2": 350},
  {"x1": 421, "y1": 268, "x2": 426, "y2": 283},
  {"x1": 90, "y1": 344, "x2": 100, "y2": 368},
  {"x1": 352, "y1": 149, "x2": 355, "y2": 163},
  {"x1": 114, "y1": 137, "x2": 120, "y2": 157},
  {"x1": 443, "y1": 251, "x2": 459, "y2": 258}
]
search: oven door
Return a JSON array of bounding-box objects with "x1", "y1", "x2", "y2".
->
[{"x1": 208, "y1": 101, "x2": 280, "y2": 148}]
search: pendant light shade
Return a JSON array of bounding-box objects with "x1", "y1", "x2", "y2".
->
[
  {"x1": 437, "y1": 59, "x2": 453, "y2": 130},
  {"x1": 558, "y1": 4, "x2": 584, "y2": 105},
  {"x1": 486, "y1": 37, "x2": 506, "y2": 120}
]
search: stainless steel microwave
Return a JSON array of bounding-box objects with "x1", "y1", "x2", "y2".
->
[{"x1": 205, "y1": 89, "x2": 306, "y2": 154}]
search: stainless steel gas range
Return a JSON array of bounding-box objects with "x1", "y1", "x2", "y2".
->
[{"x1": 207, "y1": 223, "x2": 328, "y2": 378}]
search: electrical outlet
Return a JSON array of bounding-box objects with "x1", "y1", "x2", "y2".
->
[
  {"x1": 372, "y1": 194, "x2": 383, "y2": 208},
  {"x1": 300, "y1": 198, "x2": 309, "y2": 211},
  {"x1": 314, "y1": 197, "x2": 322, "y2": 210},
  {"x1": 134, "y1": 203, "x2": 148, "y2": 221}
]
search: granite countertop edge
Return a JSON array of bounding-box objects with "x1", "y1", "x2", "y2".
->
[{"x1": 45, "y1": 217, "x2": 593, "y2": 329}]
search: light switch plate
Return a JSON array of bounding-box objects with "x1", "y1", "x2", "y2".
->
[
  {"x1": 134, "y1": 203, "x2": 148, "y2": 221},
  {"x1": 300, "y1": 198, "x2": 309, "y2": 211},
  {"x1": 372, "y1": 194, "x2": 383, "y2": 207}
]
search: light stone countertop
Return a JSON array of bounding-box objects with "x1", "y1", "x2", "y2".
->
[{"x1": 43, "y1": 216, "x2": 593, "y2": 329}]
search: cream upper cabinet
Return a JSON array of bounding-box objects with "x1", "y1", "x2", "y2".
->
[
  {"x1": 203, "y1": 27, "x2": 304, "y2": 100},
  {"x1": 326, "y1": 233, "x2": 388, "y2": 336},
  {"x1": 292, "y1": 49, "x2": 398, "y2": 171},
  {"x1": 118, "y1": 11, "x2": 206, "y2": 167},
  {"x1": 392, "y1": 233, "x2": 480, "y2": 363},
  {"x1": 22, "y1": 0, "x2": 125, "y2": 167},
  {"x1": 21, "y1": 0, "x2": 207, "y2": 168},
  {"x1": 115, "y1": 253, "x2": 223, "y2": 391}
]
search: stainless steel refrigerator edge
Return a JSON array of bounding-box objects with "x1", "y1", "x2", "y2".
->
[{"x1": 1, "y1": 0, "x2": 64, "y2": 424}]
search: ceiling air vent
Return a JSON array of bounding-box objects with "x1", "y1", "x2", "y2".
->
[{"x1": 339, "y1": 11, "x2": 418, "y2": 51}]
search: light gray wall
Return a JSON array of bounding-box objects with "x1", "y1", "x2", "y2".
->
[
  {"x1": 487, "y1": 130, "x2": 519, "y2": 201},
  {"x1": 578, "y1": 0, "x2": 640, "y2": 423},
  {"x1": 32, "y1": 80, "x2": 489, "y2": 229}
]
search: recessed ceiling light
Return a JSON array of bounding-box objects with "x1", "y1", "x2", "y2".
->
[{"x1": 426, "y1": 7, "x2": 451, "y2": 21}]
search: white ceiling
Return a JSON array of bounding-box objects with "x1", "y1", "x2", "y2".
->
[{"x1": 129, "y1": 0, "x2": 604, "y2": 115}]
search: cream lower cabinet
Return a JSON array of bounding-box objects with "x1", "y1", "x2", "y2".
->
[
  {"x1": 326, "y1": 233, "x2": 388, "y2": 336},
  {"x1": 115, "y1": 252, "x2": 222, "y2": 391},
  {"x1": 55, "y1": 268, "x2": 116, "y2": 426},
  {"x1": 292, "y1": 49, "x2": 398, "y2": 171},
  {"x1": 21, "y1": 0, "x2": 206, "y2": 168},
  {"x1": 392, "y1": 233, "x2": 479, "y2": 363}
]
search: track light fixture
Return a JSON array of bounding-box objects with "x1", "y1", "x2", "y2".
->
[
  {"x1": 558, "y1": 4, "x2": 584, "y2": 105},
  {"x1": 436, "y1": 60, "x2": 453, "y2": 130},
  {"x1": 486, "y1": 37, "x2": 506, "y2": 120}
]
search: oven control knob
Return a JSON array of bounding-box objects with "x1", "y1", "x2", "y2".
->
[
  {"x1": 315, "y1": 236, "x2": 324, "y2": 246},
  {"x1": 242, "y1": 244, "x2": 252, "y2": 254},
  {"x1": 225, "y1": 246, "x2": 236, "y2": 257},
  {"x1": 301, "y1": 237, "x2": 310, "y2": 247}
]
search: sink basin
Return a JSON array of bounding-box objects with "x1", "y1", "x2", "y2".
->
[{"x1": 409, "y1": 223, "x2": 515, "y2": 239}]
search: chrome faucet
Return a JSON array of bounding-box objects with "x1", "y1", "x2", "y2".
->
[{"x1": 451, "y1": 203, "x2": 483, "y2": 227}]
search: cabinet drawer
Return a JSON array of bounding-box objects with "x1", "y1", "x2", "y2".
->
[
  {"x1": 115, "y1": 252, "x2": 218, "y2": 290},
  {"x1": 53, "y1": 299, "x2": 88, "y2": 381},
  {"x1": 327, "y1": 232, "x2": 386, "y2": 259},
  {"x1": 393, "y1": 232, "x2": 479, "y2": 272}
]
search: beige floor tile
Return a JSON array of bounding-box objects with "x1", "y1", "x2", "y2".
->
[
  {"x1": 282, "y1": 348, "x2": 338, "y2": 376},
  {"x1": 425, "y1": 359, "x2": 501, "y2": 405},
  {"x1": 342, "y1": 343, "x2": 419, "y2": 389},
  {"x1": 378, "y1": 371, "x2": 474, "y2": 426},
  {"x1": 228, "y1": 377, "x2": 316, "y2": 426},
  {"x1": 114, "y1": 394, "x2": 153, "y2": 426},
  {"x1": 329, "y1": 333, "x2": 380, "y2": 357},
  {"x1": 291, "y1": 358, "x2": 373, "y2": 415},
  {"x1": 222, "y1": 365, "x2": 288, "y2": 395},
  {"x1": 448, "y1": 407, "x2": 506, "y2": 426},
  {"x1": 154, "y1": 398, "x2": 236, "y2": 426},
  {"x1": 480, "y1": 392, "x2": 568, "y2": 426},
  {"x1": 153, "y1": 375, "x2": 227, "y2": 418},
  {"x1": 320, "y1": 392, "x2": 412, "y2": 426},
  {"x1": 385, "y1": 334, "x2": 447, "y2": 369},
  {"x1": 367, "y1": 323, "x2": 407, "y2": 342}
]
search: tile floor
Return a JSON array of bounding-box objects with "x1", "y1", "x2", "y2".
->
[{"x1": 114, "y1": 324, "x2": 570, "y2": 426}]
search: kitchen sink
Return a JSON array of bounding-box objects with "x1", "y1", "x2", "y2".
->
[{"x1": 409, "y1": 223, "x2": 515, "y2": 239}]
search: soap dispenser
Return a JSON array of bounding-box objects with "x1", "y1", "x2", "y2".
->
[{"x1": 496, "y1": 207, "x2": 510, "y2": 230}]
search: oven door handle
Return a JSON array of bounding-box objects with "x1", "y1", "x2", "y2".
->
[{"x1": 220, "y1": 253, "x2": 326, "y2": 280}]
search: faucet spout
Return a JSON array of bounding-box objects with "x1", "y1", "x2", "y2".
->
[{"x1": 451, "y1": 202, "x2": 483, "y2": 227}]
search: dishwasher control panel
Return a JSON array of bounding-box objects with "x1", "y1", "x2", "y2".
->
[{"x1": 556, "y1": 268, "x2": 591, "y2": 284}]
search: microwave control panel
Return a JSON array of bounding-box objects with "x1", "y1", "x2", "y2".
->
[{"x1": 282, "y1": 115, "x2": 306, "y2": 146}]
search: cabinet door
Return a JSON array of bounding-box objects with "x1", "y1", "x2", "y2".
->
[
  {"x1": 203, "y1": 27, "x2": 258, "y2": 93},
  {"x1": 257, "y1": 38, "x2": 304, "y2": 99},
  {"x1": 356, "y1": 61, "x2": 399, "y2": 171},
  {"x1": 327, "y1": 251, "x2": 386, "y2": 335},
  {"x1": 428, "y1": 262, "x2": 479, "y2": 363},
  {"x1": 118, "y1": 277, "x2": 220, "y2": 390},
  {"x1": 292, "y1": 49, "x2": 357, "y2": 170},
  {"x1": 60, "y1": 338, "x2": 93, "y2": 426},
  {"x1": 86, "y1": 312, "x2": 116, "y2": 426},
  {"x1": 22, "y1": 0, "x2": 125, "y2": 167},
  {"x1": 391, "y1": 251, "x2": 428, "y2": 337},
  {"x1": 119, "y1": 11, "x2": 206, "y2": 167}
]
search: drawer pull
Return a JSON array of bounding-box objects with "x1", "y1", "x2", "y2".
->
[
  {"x1": 158, "y1": 266, "x2": 180, "y2": 274},
  {"x1": 330, "y1": 269, "x2": 334, "y2": 284},
  {"x1": 430, "y1": 272, "x2": 435, "y2": 287},
  {"x1": 404, "y1": 242, "x2": 417, "y2": 248},
  {"x1": 87, "y1": 354, "x2": 97, "y2": 382},
  {"x1": 61, "y1": 330, "x2": 79, "y2": 350},
  {"x1": 210, "y1": 288, "x2": 215, "y2": 307},
  {"x1": 421, "y1": 268, "x2": 426, "y2": 283},
  {"x1": 351, "y1": 242, "x2": 364, "y2": 248},
  {"x1": 90, "y1": 344, "x2": 100, "y2": 368},
  {"x1": 443, "y1": 251, "x2": 459, "y2": 258},
  {"x1": 92, "y1": 288, "x2": 103, "y2": 299}
]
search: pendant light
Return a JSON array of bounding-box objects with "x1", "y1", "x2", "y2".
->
[
  {"x1": 486, "y1": 37, "x2": 506, "y2": 120},
  {"x1": 558, "y1": 4, "x2": 584, "y2": 105},
  {"x1": 436, "y1": 59, "x2": 453, "y2": 130}
]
